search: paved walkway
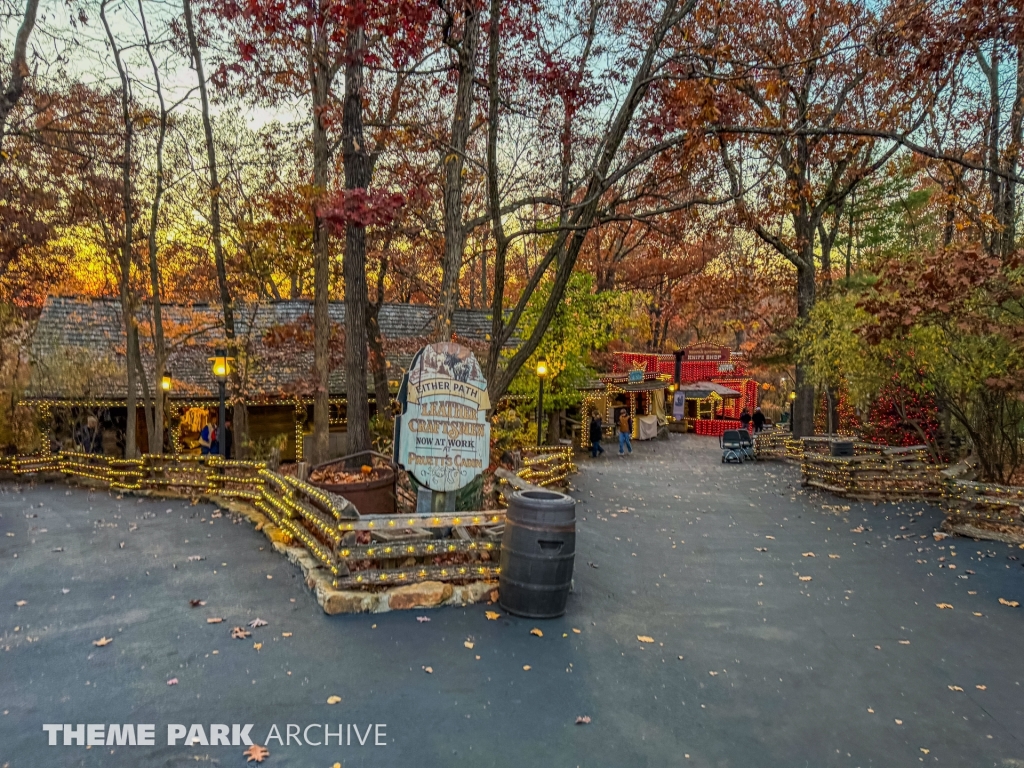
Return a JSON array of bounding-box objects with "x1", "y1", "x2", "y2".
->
[{"x1": 1, "y1": 435, "x2": 1023, "y2": 767}]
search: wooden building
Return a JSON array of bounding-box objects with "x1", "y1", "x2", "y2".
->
[{"x1": 24, "y1": 296, "x2": 494, "y2": 461}]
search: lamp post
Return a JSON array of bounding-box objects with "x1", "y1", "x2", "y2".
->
[
  {"x1": 788, "y1": 390, "x2": 796, "y2": 432},
  {"x1": 536, "y1": 359, "x2": 549, "y2": 445},
  {"x1": 160, "y1": 372, "x2": 172, "y2": 453},
  {"x1": 667, "y1": 383, "x2": 677, "y2": 422},
  {"x1": 209, "y1": 350, "x2": 232, "y2": 457}
]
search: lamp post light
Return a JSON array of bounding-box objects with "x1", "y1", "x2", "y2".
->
[
  {"x1": 209, "y1": 350, "x2": 233, "y2": 457},
  {"x1": 667, "y1": 383, "x2": 678, "y2": 422},
  {"x1": 536, "y1": 359, "x2": 549, "y2": 445},
  {"x1": 788, "y1": 390, "x2": 797, "y2": 432}
]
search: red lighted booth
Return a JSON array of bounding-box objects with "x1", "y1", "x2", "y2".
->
[{"x1": 613, "y1": 344, "x2": 759, "y2": 435}]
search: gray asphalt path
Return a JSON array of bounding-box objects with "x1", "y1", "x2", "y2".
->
[{"x1": 1, "y1": 435, "x2": 1022, "y2": 767}]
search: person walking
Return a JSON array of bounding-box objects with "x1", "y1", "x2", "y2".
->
[
  {"x1": 617, "y1": 410, "x2": 633, "y2": 456},
  {"x1": 739, "y1": 408, "x2": 752, "y2": 431},
  {"x1": 589, "y1": 414, "x2": 605, "y2": 458},
  {"x1": 752, "y1": 406, "x2": 766, "y2": 433}
]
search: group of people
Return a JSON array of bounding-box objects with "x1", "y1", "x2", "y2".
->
[
  {"x1": 586, "y1": 403, "x2": 768, "y2": 460},
  {"x1": 739, "y1": 407, "x2": 767, "y2": 432},
  {"x1": 198, "y1": 413, "x2": 233, "y2": 458},
  {"x1": 588, "y1": 410, "x2": 633, "y2": 458}
]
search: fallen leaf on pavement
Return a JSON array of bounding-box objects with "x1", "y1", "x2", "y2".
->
[
  {"x1": 231, "y1": 627, "x2": 251, "y2": 640},
  {"x1": 867, "y1": 708, "x2": 874, "y2": 713},
  {"x1": 253, "y1": 642, "x2": 262, "y2": 651},
  {"x1": 802, "y1": 552, "x2": 815, "y2": 557},
  {"x1": 327, "y1": 696, "x2": 342, "y2": 704},
  {"x1": 755, "y1": 547, "x2": 767, "y2": 552},
  {"x1": 898, "y1": 640, "x2": 910, "y2": 645},
  {"x1": 637, "y1": 635, "x2": 654, "y2": 643},
  {"x1": 575, "y1": 716, "x2": 591, "y2": 724},
  {"x1": 189, "y1": 599, "x2": 206, "y2": 607},
  {"x1": 709, "y1": 671, "x2": 718, "y2": 676},
  {"x1": 851, "y1": 526, "x2": 865, "y2": 533},
  {"x1": 522, "y1": 665, "x2": 531, "y2": 671},
  {"x1": 976, "y1": 685, "x2": 986, "y2": 690},
  {"x1": 998, "y1": 598, "x2": 1019, "y2": 608},
  {"x1": 422, "y1": 666, "x2": 432, "y2": 674},
  {"x1": 948, "y1": 685, "x2": 963, "y2": 691},
  {"x1": 973, "y1": 612, "x2": 983, "y2": 616},
  {"x1": 678, "y1": 655, "x2": 684, "y2": 660},
  {"x1": 530, "y1": 628, "x2": 543, "y2": 637},
  {"x1": 828, "y1": 554, "x2": 840, "y2": 559},
  {"x1": 15, "y1": 600, "x2": 26, "y2": 607},
  {"x1": 282, "y1": 632, "x2": 292, "y2": 638},
  {"x1": 416, "y1": 616, "x2": 431, "y2": 623},
  {"x1": 93, "y1": 637, "x2": 113, "y2": 647},
  {"x1": 798, "y1": 576, "x2": 812, "y2": 582},
  {"x1": 485, "y1": 611, "x2": 500, "y2": 620},
  {"x1": 244, "y1": 744, "x2": 270, "y2": 763},
  {"x1": 206, "y1": 617, "x2": 223, "y2": 624},
  {"x1": 936, "y1": 603, "x2": 953, "y2": 610},
  {"x1": 894, "y1": 719, "x2": 903, "y2": 725},
  {"x1": 572, "y1": 628, "x2": 581, "y2": 634},
  {"x1": 765, "y1": 535, "x2": 775, "y2": 540},
  {"x1": 920, "y1": 748, "x2": 930, "y2": 755},
  {"x1": 187, "y1": 555, "x2": 204, "y2": 561},
  {"x1": 464, "y1": 641, "x2": 474, "y2": 649},
  {"x1": 248, "y1": 618, "x2": 268, "y2": 628},
  {"x1": 167, "y1": 678, "x2": 178, "y2": 685}
]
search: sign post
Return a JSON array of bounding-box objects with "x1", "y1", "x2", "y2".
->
[{"x1": 394, "y1": 343, "x2": 491, "y2": 511}]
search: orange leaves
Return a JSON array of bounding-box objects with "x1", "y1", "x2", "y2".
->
[
  {"x1": 244, "y1": 744, "x2": 269, "y2": 763},
  {"x1": 92, "y1": 636, "x2": 113, "y2": 647}
]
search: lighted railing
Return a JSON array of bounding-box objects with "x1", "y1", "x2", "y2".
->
[{"x1": 0, "y1": 452, "x2": 504, "y2": 590}]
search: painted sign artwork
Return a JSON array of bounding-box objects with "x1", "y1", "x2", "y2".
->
[{"x1": 395, "y1": 343, "x2": 491, "y2": 492}]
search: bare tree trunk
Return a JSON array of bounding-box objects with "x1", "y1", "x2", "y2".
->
[
  {"x1": 367, "y1": 254, "x2": 391, "y2": 419},
  {"x1": 0, "y1": 0, "x2": 39, "y2": 160},
  {"x1": 341, "y1": 25, "x2": 371, "y2": 456},
  {"x1": 101, "y1": 1, "x2": 139, "y2": 458},
  {"x1": 366, "y1": 304, "x2": 390, "y2": 417},
  {"x1": 433, "y1": 2, "x2": 481, "y2": 340},
  {"x1": 309, "y1": 27, "x2": 332, "y2": 465},
  {"x1": 793, "y1": 255, "x2": 816, "y2": 438},
  {"x1": 140, "y1": 0, "x2": 166, "y2": 453},
  {"x1": 183, "y1": 0, "x2": 245, "y2": 457}
]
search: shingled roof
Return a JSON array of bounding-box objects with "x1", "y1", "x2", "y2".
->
[{"x1": 27, "y1": 297, "x2": 497, "y2": 400}]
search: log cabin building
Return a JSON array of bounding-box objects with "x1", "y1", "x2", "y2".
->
[{"x1": 24, "y1": 296, "x2": 494, "y2": 461}]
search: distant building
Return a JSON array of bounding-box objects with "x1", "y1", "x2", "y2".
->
[{"x1": 24, "y1": 296, "x2": 495, "y2": 460}]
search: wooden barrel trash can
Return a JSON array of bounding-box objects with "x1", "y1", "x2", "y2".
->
[{"x1": 499, "y1": 489, "x2": 576, "y2": 619}]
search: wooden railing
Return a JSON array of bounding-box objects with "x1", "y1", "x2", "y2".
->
[
  {"x1": 941, "y1": 479, "x2": 1024, "y2": 543},
  {"x1": 515, "y1": 446, "x2": 576, "y2": 488},
  {"x1": 0, "y1": 452, "x2": 505, "y2": 589}
]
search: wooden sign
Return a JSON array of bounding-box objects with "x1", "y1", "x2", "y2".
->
[{"x1": 395, "y1": 343, "x2": 491, "y2": 493}]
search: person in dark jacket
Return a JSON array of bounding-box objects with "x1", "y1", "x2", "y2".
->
[
  {"x1": 752, "y1": 407, "x2": 766, "y2": 433},
  {"x1": 739, "y1": 408, "x2": 752, "y2": 431},
  {"x1": 589, "y1": 415, "x2": 605, "y2": 458}
]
